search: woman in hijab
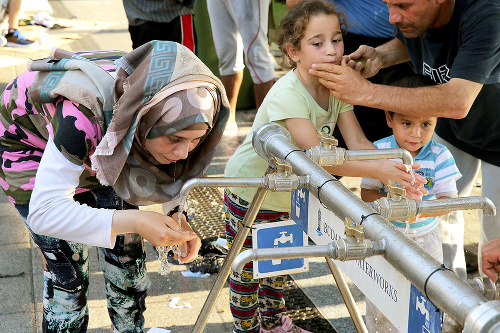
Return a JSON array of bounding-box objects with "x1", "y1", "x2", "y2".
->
[{"x1": 0, "y1": 40, "x2": 229, "y2": 332}]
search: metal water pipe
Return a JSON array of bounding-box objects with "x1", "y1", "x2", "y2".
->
[
  {"x1": 179, "y1": 173, "x2": 309, "y2": 200},
  {"x1": 231, "y1": 238, "x2": 386, "y2": 272},
  {"x1": 369, "y1": 184, "x2": 496, "y2": 222},
  {"x1": 251, "y1": 122, "x2": 500, "y2": 332},
  {"x1": 307, "y1": 132, "x2": 414, "y2": 167}
]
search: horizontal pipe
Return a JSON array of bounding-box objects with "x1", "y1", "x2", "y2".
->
[
  {"x1": 232, "y1": 238, "x2": 386, "y2": 273},
  {"x1": 416, "y1": 196, "x2": 496, "y2": 216},
  {"x1": 231, "y1": 244, "x2": 338, "y2": 272},
  {"x1": 252, "y1": 122, "x2": 495, "y2": 329},
  {"x1": 179, "y1": 177, "x2": 266, "y2": 199},
  {"x1": 345, "y1": 148, "x2": 413, "y2": 166}
]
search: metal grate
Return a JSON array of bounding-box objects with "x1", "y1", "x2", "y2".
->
[
  {"x1": 186, "y1": 186, "x2": 226, "y2": 240},
  {"x1": 186, "y1": 186, "x2": 337, "y2": 332}
]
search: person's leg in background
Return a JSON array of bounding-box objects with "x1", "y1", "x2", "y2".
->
[
  {"x1": 253, "y1": 79, "x2": 274, "y2": 112},
  {"x1": 434, "y1": 134, "x2": 480, "y2": 279},
  {"x1": 180, "y1": 14, "x2": 196, "y2": 53},
  {"x1": 220, "y1": 70, "x2": 244, "y2": 134},
  {"x1": 237, "y1": 0, "x2": 275, "y2": 111},
  {"x1": 4, "y1": 0, "x2": 37, "y2": 47},
  {"x1": 207, "y1": 0, "x2": 244, "y2": 135}
]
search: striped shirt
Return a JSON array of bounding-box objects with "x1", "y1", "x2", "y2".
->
[{"x1": 361, "y1": 135, "x2": 462, "y2": 237}]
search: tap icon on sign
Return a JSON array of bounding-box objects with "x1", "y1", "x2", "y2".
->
[
  {"x1": 272, "y1": 231, "x2": 294, "y2": 265},
  {"x1": 416, "y1": 296, "x2": 430, "y2": 323},
  {"x1": 274, "y1": 231, "x2": 293, "y2": 246}
]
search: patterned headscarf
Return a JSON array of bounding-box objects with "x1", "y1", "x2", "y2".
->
[{"x1": 29, "y1": 41, "x2": 230, "y2": 205}]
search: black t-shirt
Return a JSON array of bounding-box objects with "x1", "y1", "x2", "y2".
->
[{"x1": 396, "y1": 0, "x2": 500, "y2": 166}]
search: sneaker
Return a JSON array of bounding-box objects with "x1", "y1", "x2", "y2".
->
[
  {"x1": 5, "y1": 29, "x2": 38, "y2": 48},
  {"x1": 260, "y1": 316, "x2": 312, "y2": 333},
  {"x1": 0, "y1": 35, "x2": 6, "y2": 47}
]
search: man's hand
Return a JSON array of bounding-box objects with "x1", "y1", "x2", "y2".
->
[
  {"x1": 482, "y1": 237, "x2": 500, "y2": 282},
  {"x1": 309, "y1": 62, "x2": 374, "y2": 106},
  {"x1": 344, "y1": 45, "x2": 383, "y2": 78}
]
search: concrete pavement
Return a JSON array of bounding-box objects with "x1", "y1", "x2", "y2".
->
[{"x1": 0, "y1": 1, "x2": 482, "y2": 332}]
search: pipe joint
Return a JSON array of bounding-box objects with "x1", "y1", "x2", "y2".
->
[
  {"x1": 265, "y1": 174, "x2": 309, "y2": 192},
  {"x1": 369, "y1": 196, "x2": 418, "y2": 221},
  {"x1": 466, "y1": 277, "x2": 500, "y2": 301},
  {"x1": 463, "y1": 300, "x2": 500, "y2": 333},
  {"x1": 334, "y1": 238, "x2": 386, "y2": 261},
  {"x1": 306, "y1": 146, "x2": 347, "y2": 166}
]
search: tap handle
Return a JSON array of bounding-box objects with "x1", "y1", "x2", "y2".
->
[
  {"x1": 387, "y1": 180, "x2": 406, "y2": 199},
  {"x1": 318, "y1": 131, "x2": 338, "y2": 148},
  {"x1": 273, "y1": 158, "x2": 293, "y2": 174}
]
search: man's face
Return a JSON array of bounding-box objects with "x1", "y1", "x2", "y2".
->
[{"x1": 384, "y1": 0, "x2": 442, "y2": 38}]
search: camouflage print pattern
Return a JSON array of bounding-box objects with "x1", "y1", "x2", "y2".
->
[
  {"x1": 224, "y1": 189, "x2": 289, "y2": 333},
  {"x1": 15, "y1": 187, "x2": 150, "y2": 333},
  {"x1": 0, "y1": 50, "x2": 123, "y2": 205}
]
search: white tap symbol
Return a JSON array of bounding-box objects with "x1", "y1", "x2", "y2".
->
[{"x1": 272, "y1": 231, "x2": 293, "y2": 265}]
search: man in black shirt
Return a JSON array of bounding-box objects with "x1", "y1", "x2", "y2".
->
[{"x1": 310, "y1": 0, "x2": 500, "y2": 281}]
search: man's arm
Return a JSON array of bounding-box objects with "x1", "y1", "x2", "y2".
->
[
  {"x1": 366, "y1": 78, "x2": 483, "y2": 119},
  {"x1": 309, "y1": 65, "x2": 483, "y2": 119},
  {"x1": 375, "y1": 38, "x2": 411, "y2": 68}
]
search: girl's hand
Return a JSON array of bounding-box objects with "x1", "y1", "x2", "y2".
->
[
  {"x1": 373, "y1": 161, "x2": 427, "y2": 201},
  {"x1": 343, "y1": 45, "x2": 383, "y2": 78}
]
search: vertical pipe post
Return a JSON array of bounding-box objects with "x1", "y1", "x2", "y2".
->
[
  {"x1": 191, "y1": 186, "x2": 269, "y2": 333},
  {"x1": 325, "y1": 257, "x2": 368, "y2": 333}
]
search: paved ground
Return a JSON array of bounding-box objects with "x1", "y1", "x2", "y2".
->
[{"x1": 0, "y1": 1, "x2": 483, "y2": 332}]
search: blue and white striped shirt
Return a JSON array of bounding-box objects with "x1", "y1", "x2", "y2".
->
[{"x1": 361, "y1": 135, "x2": 462, "y2": 237}]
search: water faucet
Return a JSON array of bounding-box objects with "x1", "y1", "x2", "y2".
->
[
  {"x1": 306, "y1": 132, "x2": 414, "y2": 166},
  {"x1": 178, "y1": 160, "x2": 309, "y2": 204},
  {"x1": 368, "y1": 181, "x2": 496, "y2": 221}
]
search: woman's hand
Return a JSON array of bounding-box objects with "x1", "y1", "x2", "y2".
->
[
  {"x1": 171, "y1": 212, "x2": 202, "y2": 264},
  {"x1": 112, "y1": 210, "x2": 199, "y2": 248}
]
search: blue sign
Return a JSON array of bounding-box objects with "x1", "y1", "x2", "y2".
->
[
  {"x1": 408, "y1": 284, "x2": 442, "y2": 333},
  {"x1": 255, "y1": 223, "x2": 306, "y2": 274},
  {"x1": 291, "y1": 189, "x2": 309, "y2": 233}
]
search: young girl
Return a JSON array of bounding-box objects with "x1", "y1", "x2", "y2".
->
[{"x1": 223, "y1": 1, "x2": 427, "y2": 332}]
